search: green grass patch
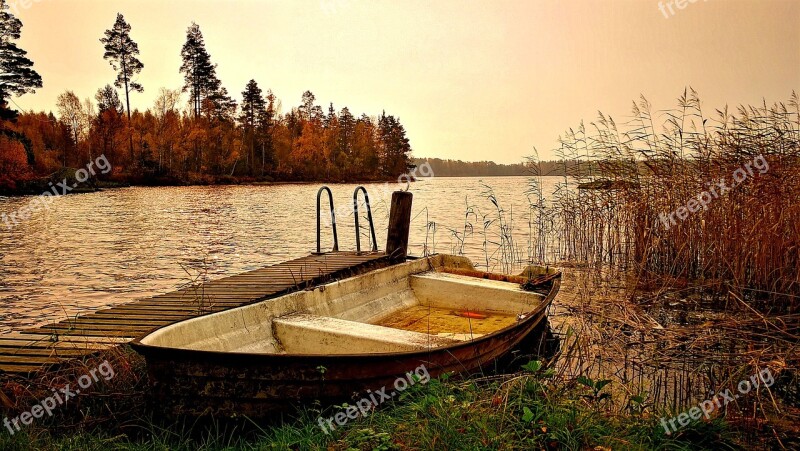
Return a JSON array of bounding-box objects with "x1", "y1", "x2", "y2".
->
[{"x1": 0, "y1": 361, "x2": 742, "y2": 450}]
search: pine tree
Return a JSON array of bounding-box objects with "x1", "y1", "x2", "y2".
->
[
  {"x1": 323, "y1": 103, "x2": 339, "y2": 176},
  {"x1": 0, "y1": 0, "x2": 42, "y2": 122},
  {"x1": 378, "y1": 112, "x2": 411, "y2": 176},
  {"x1": 180, "y1": 23, "x2": 220, "y2": 117},
  {"x1": 298, "y1": 90, "x2": 322, "y2": 123},
  {"x1": 240, "y1": 79, "x2": 266, "y2": 174},
  {"x1": 95, "y1": 84, "x2": 123, "y2": 114},
  {"x1": 338, "y1": 106, "x2": 355, "y2": 157},
  {"x1": 261, "y1": 90, "x2": 277, "y2": 175},
  {"x1": 323, "y1": 103, "x2": 335, "y2": 126},
  {"x1": 240, "y1": 80, "x2": 266, "y2": 128},
  {"x1": 100, "y1": 13, "x2": 143, "y2": 121},
  {"x1": 205, "y1": 86, "x2": 235, "y2": 122}
]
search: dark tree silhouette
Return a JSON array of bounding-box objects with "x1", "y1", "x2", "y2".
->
[
  {"x1": 101, "y1": 13, "x2": 143, "y2": 161},
  {"x1": 180, "y1": 23, "x2": 220, "y2": 117},
  {"x1": 95, "y1": 84, "x2": 123, "y2": 114},
  {"x1": 0, "y1": 0, "x2": 42, "y2": 122},
  {"x1": 100, "y1": 13, "x2": 143, "y2": 120},
  {"x1": 240, "y1": 79, "x2": 267, "y2": 174}
]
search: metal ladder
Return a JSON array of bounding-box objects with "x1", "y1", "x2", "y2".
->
[{"x1": 316, "y1": 186, "x2": 378, "y2": 254}]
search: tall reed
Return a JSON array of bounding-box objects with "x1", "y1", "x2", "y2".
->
[{"x1": 545, "y1": 89, "x2": 800, "y2": 307}]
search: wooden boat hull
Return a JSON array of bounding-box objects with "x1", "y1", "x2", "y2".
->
[{"x1": 131, "y1": 255, "x2": 560, "y2": 418}]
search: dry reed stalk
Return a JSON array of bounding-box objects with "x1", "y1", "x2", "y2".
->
[{"x1": 547, "y1": 90, "x2": 800, "y2": 309}]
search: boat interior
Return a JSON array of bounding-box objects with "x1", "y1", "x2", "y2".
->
[{"x1": 139, "y1": 255, "x2": 554, "y2": 355}]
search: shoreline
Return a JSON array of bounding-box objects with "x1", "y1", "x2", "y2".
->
[
  {"x1": 0, "y1": 177, "x2": 413, "y2": 198},
  {"x1": 0, "y1": 174, "x2": 546, "y2": 198}
]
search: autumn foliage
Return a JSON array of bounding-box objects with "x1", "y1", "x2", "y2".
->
[
  {"x1": 0, "y1": 134, "x2": 30, "y2": 191},
  {"x1": 1, "y1": 87, "x2": 412, "y2": 191}
]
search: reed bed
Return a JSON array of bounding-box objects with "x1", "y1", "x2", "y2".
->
[
  {"x1": 547, "y1": 268, "x2": 799, "y2": 448},
  {"x1": 419, "y1": 91, "x2": 800, "y2": 447},
  {"x1": 545, "y1": 89, "x2": 800, "y2": 307}
]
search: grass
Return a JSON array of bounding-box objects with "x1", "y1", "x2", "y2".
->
[
  {"x1": 0, "y1": 346, "x2": 148, "y2": 434},
  {"x1": 0, "y1": 358, "x2": 742, "y2": 450}
]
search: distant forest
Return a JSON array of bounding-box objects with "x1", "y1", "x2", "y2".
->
[
  {"x1": 0, "y1": 10, "x2": 412, "y2": 194},
  {"x1": 412, "y1": 158, "x2": 591, "y2": 177}
]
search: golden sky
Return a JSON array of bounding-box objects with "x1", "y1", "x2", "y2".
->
[{"x1": 12, "y1": 0, "x2": 800, "y2": 163}]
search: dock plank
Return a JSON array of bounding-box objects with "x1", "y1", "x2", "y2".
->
[{"x1": 0, "y1": 252, "x2": 390, "y2": 376}]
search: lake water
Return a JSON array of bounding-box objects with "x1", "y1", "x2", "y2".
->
[{"x1": 0, "y1": 176, "x2": 562, "y2": 333}]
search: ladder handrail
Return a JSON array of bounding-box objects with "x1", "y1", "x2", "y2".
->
[
  {"x1": 353, "y1": 186, "x2": 378, "y2": 253},
  {"x1": 316, "y1": 186, "x2": 339, "y2": 253}
]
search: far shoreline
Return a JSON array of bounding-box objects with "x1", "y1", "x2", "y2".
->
[{"x1": 0, "y1": 174, "x2": 545, "y2": 198}]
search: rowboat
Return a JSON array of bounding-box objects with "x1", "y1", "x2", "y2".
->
[{"x1": 130, "y1": 254, "x2": 560, "y2": 418}]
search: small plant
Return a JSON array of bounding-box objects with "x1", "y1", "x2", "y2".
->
[
  {"x1": 576, "y1": 376, "x2": 612, "y2": 403},
  {"x1": 521, "y1": 360, "x2": 555, "y2": 379},
  {"x1": 626, "y1": 393, "x2": 648, "y2": 415},
  {"x1": 521, "y1": 360, "x2": 543, "y2": 373},
  {"x1": 179, "y1": 255, "x2": 216, "y2": 315},
  {"x1": 521, "y1": 405, "x2": 544, "y2": 424},
  {"x1": 341, "y1": 428, "x2": 398, "y2": 451}
]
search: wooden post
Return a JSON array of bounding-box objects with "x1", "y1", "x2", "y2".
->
[{"x1": 385, "y1": 191, "x2": 413, "y2": 262}]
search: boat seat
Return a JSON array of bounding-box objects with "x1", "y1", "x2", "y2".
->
[
  {"x1": 272, "y1": 313, "x2": 460, "y2": 355},
  {"x1": 410, "y1": 272, "x2": 543, "y2": 314}
]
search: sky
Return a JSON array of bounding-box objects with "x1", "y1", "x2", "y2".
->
[{"x1": 10, "y1": 0, "x2": 800, "y2": 163}]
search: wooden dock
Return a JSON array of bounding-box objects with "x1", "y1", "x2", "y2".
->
[{"x1": 0, "y1": 252, "x2": 391, "y2": 376}]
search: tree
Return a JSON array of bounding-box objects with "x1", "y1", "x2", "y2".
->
[
  {"x1": 239, "y1": 79, "x2": 266, "y2": 175},
  {"x1": 323, "y1": 103, "x2": 339, "y2": 177},
  {"x1": 338, "y1": 106, "x2": 355, "y2": 158},
  {"x1": 56, "y1": 91, "x2": 82, "y2": 145},
  {"x1": 261, "y1": 90, "x2": 277, "y2": 175},
  {"x1": 0, "y1": 135, "x2": 30, "y2": 190},
  {"x1": 294, "y1": 120, "x2": 324, "y2": 180},
  {"x1": 204, "y1": 86, "x2": 236, "y2": 121},
  {"x1": 100, "y1": 13, "x2": 143, "y2": 162},
  {"x1": 81, "y1": 97, "x2": 95, "y2": 161},
  {"x1": 100, "y1": 13, "x2": 143, "y2": 121},
  {"x1": 56, "y1": 91, "x2": 84, "y2": 165},
  {"x1": 93, "y1": 85, "x2": 125, "y2": 160},
  {"x1": 152, "y1": 88, "x2": 182, "y2": 172},
  {"x1": 378, "y1": 112, "x2": 411, "y2": 177},
  {"x1": 324, "y1": 102, "x2": 336, "y2": 129},
  {"x1": 298, "y1": 90, "x2": 322, "y2": 123},
  {"x1": 0, "y1": 0, "x2": 42, "y2": 122},
  {"x1": 354, "y1": 114, "x2": 379, "y2": 176},
  {"x1": 179, "y1": 23, "x2": 220, "y2": 118},
  {"x1": 240, "y1": 80, "x2": 266, "y2": 128},
  {"x1": 95, "y1": 84, "x2": 123, "y2": 114},
  {"x1": 153, "y1": 87, "x2": 181, "y2": 118}
]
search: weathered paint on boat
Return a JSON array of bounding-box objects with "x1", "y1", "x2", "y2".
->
[{"x1": 130, "y1": 255, "x2": 560, "y2": 418}]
